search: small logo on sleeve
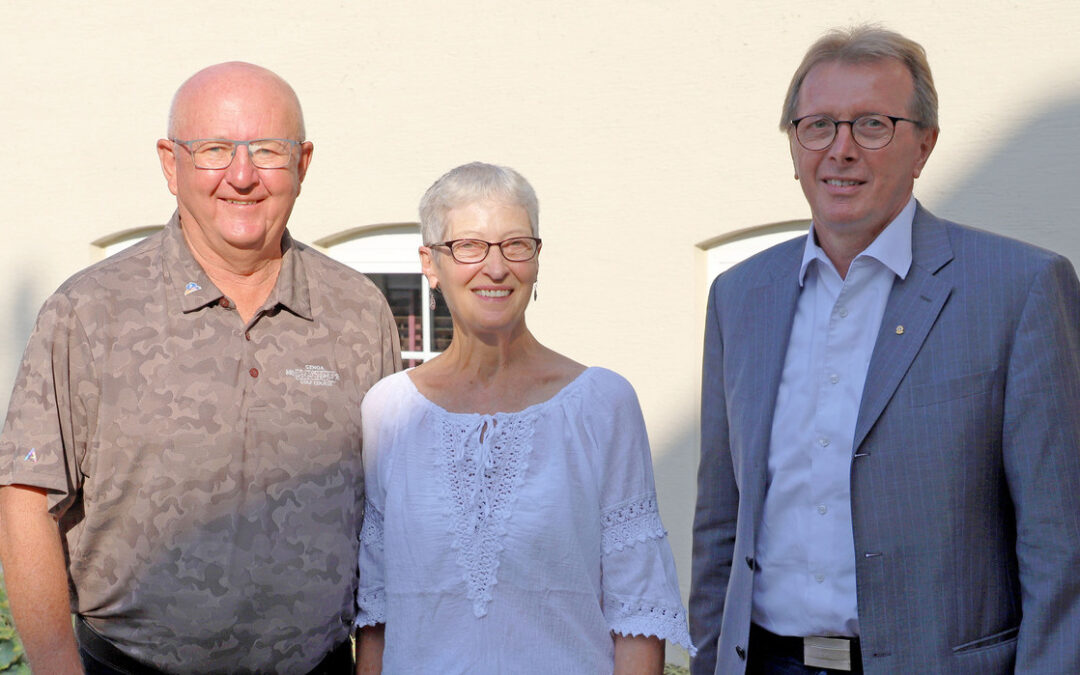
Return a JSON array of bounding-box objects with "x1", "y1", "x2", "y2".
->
[
  {"x1": 23, "y1": 448, "x2": 38, "y2": 463},
  {"x1": 184, "y1": 281, "x2": 202, "y2": 295},
  {"x1": 285, "y1": 364, "x2": 342, "y2": 387}
]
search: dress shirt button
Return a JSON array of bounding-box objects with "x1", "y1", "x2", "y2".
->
[
  {"x1": 815, "y1": 574, "x2": 825, "y2": 583},
  {"x1": 249, "y1": 368, "x2": 259, "y2": 378},
  {"x1": 735, "y1": 645, "x2": 746, "y2": 660},
  {"x1": 837, "y1": 306, "x2": 848, "y2": 318},
  {"x1": 817, "y1": 504, "x2": 827, "y2": 515},
  {"x1": 829, "y1": 373, "x2": 839, "y2": 384},
  {"x1": 818, "y1": 437, "x2": 830, "y2": 448}
]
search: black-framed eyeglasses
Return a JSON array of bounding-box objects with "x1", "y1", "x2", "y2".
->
[
  {"x1": 790, "y1": 114, "x2": 923, "y2": 151},
  {"x1": 429, "y1": 237, "x2": 542, "y2": 264},
  {"x1": 171, "y1": 138, "x2": 301, "y2": 169}
]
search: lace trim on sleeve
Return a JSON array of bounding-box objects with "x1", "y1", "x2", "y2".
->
[
  {"x1": 605, "y1": 597, "x2": 697, "y2": 656},
  {"x1": 354, "y1": 588, "x2": 386, "y2": 627},
  {"x1": 600, "y1": 494, "x2": 666, "y2": 555},
  {"x1": 360, "y1": 499, "x2": 384, "y2": 552}
]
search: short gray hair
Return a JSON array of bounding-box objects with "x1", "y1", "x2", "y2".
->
[
  {"x1": 780, "y1": 25, "x2": 939, "y2": 132},
  {"x1": 419, "y1": 162, "x2": 539, "y2": 244}
]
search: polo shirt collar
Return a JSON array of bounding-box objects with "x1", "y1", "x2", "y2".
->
[
  {"x1": 264, "y1": 229, "x2": 313, "y2": 321},
  {"x1": 163, "y1": 212, "x2": 313, "y2": 320}
]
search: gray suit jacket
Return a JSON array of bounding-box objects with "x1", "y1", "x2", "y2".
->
[{"x1": 690, "y1": 204, "x2": 1080, "y2": 674}]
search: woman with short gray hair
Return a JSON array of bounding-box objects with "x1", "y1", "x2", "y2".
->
[{"x1": 355, "y1": 162, "x2": 693, "y2": 673}]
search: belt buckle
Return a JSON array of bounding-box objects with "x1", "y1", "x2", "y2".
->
[{"x1": 803, "y1": 636, "x2": 852, "y2": 671}]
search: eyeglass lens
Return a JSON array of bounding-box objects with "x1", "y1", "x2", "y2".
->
[
  {"x1": 449, "y1": 238, "x2": 538, "y2": 263},
  {"x1": 186, "y1": 139, "x2": 295, "y2": 169},
  {"x1": 796, "y1": 115, "x2": 896, "y2": 150}
]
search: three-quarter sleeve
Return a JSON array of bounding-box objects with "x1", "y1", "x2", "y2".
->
[
  {"x1": 355, "y1": 377, "x2": 392, "y2": 627},
  {"x1": 588, "y1": 370, "x2": 696, "y2": 654}
]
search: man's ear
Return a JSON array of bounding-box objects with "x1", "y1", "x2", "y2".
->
[
  {"x1": 157, "y1": 139, "x2": 179, "y2": 196},
  {"x1": 912, "y1": 127, "x2": 939, "y2": 179},
  {"x1": 296, "y1": 141, "x2": 314, "y2": 186}
]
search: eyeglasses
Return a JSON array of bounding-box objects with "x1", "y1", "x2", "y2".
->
[
  {"x1": 171, "y1": 138, "x2": 301, "y2": 169},
  {"x1": 429, "y1": 237, "x2": 542, "y2": 264},
  {"x1": 791, "y1": 114, "x2": 922, "y2": 151}
]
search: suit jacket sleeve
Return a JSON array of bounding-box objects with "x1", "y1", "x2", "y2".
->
[
  {"x1": 1004, "y1": 254, "x2": 1080, "y2": 673},
  {"x1": 690, "y1": 275, "x2": 740, "y2": 674}
]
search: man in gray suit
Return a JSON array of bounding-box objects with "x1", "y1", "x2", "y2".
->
[{"x1": 690, "y1": 26, "x2": 1080, "y2": 675}]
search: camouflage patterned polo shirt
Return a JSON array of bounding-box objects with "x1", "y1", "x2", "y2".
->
[{"x1": 0, "y1": 213, "x2": 401, "y2": 674}]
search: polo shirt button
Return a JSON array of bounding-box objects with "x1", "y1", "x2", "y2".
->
[
  {"x1": 245, "y1": 331, "x2": 252, "y2": 341},
  {"x1": 249, "y1": 368, "x2": 259, "y2": 378},
  {"x1": 219, "y1": 298, "x2": 230, "y2": 308}
]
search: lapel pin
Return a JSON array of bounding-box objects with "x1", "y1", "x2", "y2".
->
[
  {"x1": 184, "y1": 281, "x2": 202, "y2": 296},
  {"x1": 895, "y1": 325, "x2": 905, "y2": 335}
]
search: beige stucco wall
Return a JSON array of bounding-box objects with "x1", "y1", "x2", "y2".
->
[{"x1": 3, "y1": 1, "x2": 1078, "y2": 665}]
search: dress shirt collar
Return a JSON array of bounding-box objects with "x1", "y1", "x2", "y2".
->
[{"x1": 798, "y1": 195, "x2": 916, "y2": 286}]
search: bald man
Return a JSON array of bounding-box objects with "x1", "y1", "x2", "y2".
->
[{"x1": 0, "y1": 63, "x2": 401, "y2": 674}]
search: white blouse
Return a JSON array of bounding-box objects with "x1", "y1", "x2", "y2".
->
[{"x1": 356, "y1": 367, "x2": 694, "y2": 673}]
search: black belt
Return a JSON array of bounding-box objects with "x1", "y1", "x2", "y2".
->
[
  {"x1": 749, "y1": 623, "x2": 862, "y2": 673},
  {"x1": 76, "y1": 616, "x2": 353, "y2": 674}
]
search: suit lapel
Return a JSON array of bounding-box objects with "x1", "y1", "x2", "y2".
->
[
  {"x1": 853, "y1": 205, "x2": 954, "y2": 452},
  {"x1": 741, "y1": 243, "x2": 803, "y2": 511}
]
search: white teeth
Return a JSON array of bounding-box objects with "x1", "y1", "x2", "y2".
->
[
  {"x1": 224, "y1": 199, "x2": 256, "y2": 205},
  {"x1": 826, "y1": 179, "x2": 860, "y2": 187},
  {"x1": 475, "y1": 289, "x2": 510, "y2": 298}
]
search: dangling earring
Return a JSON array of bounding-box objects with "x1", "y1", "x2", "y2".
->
[
  {"x1": 429, "y1": 285, "x2": 437, "y2": 310},
  {"x1": 532, "y1": 281, "x2": 538, "y2": 302}
]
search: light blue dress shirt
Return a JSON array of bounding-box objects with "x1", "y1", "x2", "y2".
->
[{"x1": 752, "y1": 197, "x2": 916, "y2": 637}]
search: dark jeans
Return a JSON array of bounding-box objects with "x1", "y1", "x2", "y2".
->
[{"x1": 747, "y1": 623, "x2": 862, "y2": 675}]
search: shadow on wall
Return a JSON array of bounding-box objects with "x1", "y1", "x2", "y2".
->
[
  {"x1": 935, "y1": 92, "x2": 1080, "y2": 268},
  {"x1": 1, "y1": 280, "x2": 40, "y2": 415},
  {"x1": 654, "y1": 424, "x2": 700, "y2": 667}
]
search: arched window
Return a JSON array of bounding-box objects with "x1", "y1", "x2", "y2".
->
[
  {"x1": 92, "y1": 225, "x2": 163, "y2": 260},
  {"x1": 320, "y1": 224, "x2": 451, "y2": 367},
  {"x1": 699, "y1": 220, "x2": 808, "y2": 294}
]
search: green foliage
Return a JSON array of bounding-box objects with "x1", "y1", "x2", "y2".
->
[{"x1": 0, "y1": 570, "x2": 29, "y2": 674}]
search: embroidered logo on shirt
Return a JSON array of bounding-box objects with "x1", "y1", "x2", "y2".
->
[
  {"x1": 184, "y1": 281, "x2": 201, "y2": 295},
  {"x1": 23, "y1": 448, "x2": 38, "y2": 463},
  {"x1": 285, "y1": 364, "x2": 341, "y2": 386}
]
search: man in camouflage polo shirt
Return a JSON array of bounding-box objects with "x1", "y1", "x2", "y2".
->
[{"x1": 0, "y1": 62, "x2": 401, "y2": 674}]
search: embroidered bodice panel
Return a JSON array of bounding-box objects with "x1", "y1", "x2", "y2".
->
[
  {"x1": 355, "y1": 368, "x2": 695, "y2": 671},
  {"x1": 439, "y1": 412, "x2": 536, "y2": 617}
]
